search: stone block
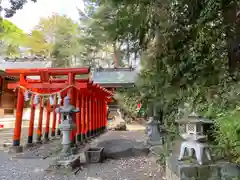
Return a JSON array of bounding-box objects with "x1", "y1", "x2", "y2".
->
[
  {"x1": 166, "y1": 155, "x2": 240, "y2": 180},
  {"x1": 218, "y1": 162, "x2": 240, "y2": 180},
  {"x1": 166, "y1": 166, "x2": 180, "y2": 180},
  {"x1": 197, "y1": 165, "x2": 220, "y2": 180},
  {"x1": 85, "y1": 147, "x2": 104, "y2": 163},
  {"x1": 8, "y1": 145, "x2": 23, "y2": 153},
  {"x1": 25, "y1": 143, "x2": 35, "y2": 148},
  {"x1": 56, "y1": 154, "x2": 81, "y2": 169},
  {"x1": 166, "y1": 155, "x2": 222, "y2": 180},
  {"x1": 180, "y1": 165, "x2": 198, "y2": 179},
  {"x1": 166, "y1": 155, "x2": 198, "y2": 179}
]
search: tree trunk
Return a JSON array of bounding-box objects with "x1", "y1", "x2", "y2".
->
[
  {"x1": 223, "y1": 1, "x2": 240, "y2": 75},
  {"x1": 113, "y1": 41, "x2": 118, "y2": 67},
  {"x1": 127, "y1": 39, "x2": 130, "y2": 66}
]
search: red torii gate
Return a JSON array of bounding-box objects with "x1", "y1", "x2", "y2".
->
[{"x1": 6, "y1": 67, "x2": 113, "y2": 150}]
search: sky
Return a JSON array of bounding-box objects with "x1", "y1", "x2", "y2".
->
[{"x1": 2, "y1": 0, "x2": 85, "y2": 32}]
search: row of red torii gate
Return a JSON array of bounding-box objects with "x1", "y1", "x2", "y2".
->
[{"x1": 5, "y1": 67, "x2": 113, "y2": 149}]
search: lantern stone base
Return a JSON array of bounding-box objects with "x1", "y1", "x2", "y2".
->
[
  {"x1": 147, "y1": 136, "x2": 165, "y2": 146},
  {"x1": 25, "y1": 143, "x2": 35, "y2": 148},
  {"x1": 8, "y1": 145, "x2": 23, "y2": 153},
  {"x1": 166, "y1": 155, "x2": 240, "y2": 180},
  {"x1": 47, "y1": 154, "x2": 81, "y2": 174},
  {"x1": 56, "y1": 155, "x2": 80, "y2": 167}
]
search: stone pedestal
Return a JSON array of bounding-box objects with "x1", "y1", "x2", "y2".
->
[
  {"x1": 8, "y1": 145, "x2": 23, "y2": 153},
  {"x1": 166, "y1": 155, "x2": 240, "y2": 180},
  {"x1": 146, "y1": 117, "x2": 164, "y2": 146},
  {"x1": 59, "y1": 122, "x2": 76, "y2": 157},
  {"x1": 56, "y1": 154, "x2": 81, "y2": 168},
  {"x1": 47, "y1": 153, "x2": 81, "y2": 174}
]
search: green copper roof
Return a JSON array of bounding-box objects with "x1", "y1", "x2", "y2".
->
[{"x1": 92, "y1": 69, "x2": 137, "y2": 84}]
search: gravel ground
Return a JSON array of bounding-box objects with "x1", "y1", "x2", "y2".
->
[
  {"x1": 0, "y1": 151, "x2": 165, "y2": 180},
  {"x1": 0, "y1": 121, "x2": 165, "y2": 180}
]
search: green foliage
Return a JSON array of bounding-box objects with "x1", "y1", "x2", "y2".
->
[
  {"x1": 26, "y1": 30, "x2": 51, "y2": 56},
  {"x1": 83, "y1": 0, "x2": 240, "y2": 163},
  {"x1": 115, "y1": 87, "x2": 141, "y2": 117},
  {"x1": 32, "y1": 15, "x2": 82, "y2": 67},
  {"x1": 214, "y1": 109, "x2": 240, "y2": 163},
  {"x1": 0, "y1": 19, "x2": 29, "y2": 57},
  {"x1": 4, "y1": 0, "x2": 37, "y2": 18}
]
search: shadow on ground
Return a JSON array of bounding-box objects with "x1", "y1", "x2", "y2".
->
[{"x1": 97, "y1": 138, "x2": 150, "y2": 159}]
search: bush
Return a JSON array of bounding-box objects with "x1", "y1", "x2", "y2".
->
[{"x1": 214, "y1": 109, "x2": 240, "y2": 164}]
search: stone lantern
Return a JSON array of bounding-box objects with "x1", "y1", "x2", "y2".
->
[
  {"x1": 175, "y1": 112, "x2": 213, "y2": 165},
  {"x1": 146, "y1": 117, "x2": 164, "y2": 145},
  {"x1": 56, "y1": 96, "x2": 80, "y2": 157}
]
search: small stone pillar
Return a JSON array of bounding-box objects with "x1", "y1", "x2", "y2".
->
[
  {"x1": 146, "y1": 117, "x2": 164, "y2": 145},
  {"x1": 56, "y1": 96, "x2": 80, "y2": 157}
]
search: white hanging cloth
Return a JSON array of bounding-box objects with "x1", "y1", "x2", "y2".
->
[
  {"x1": 24, "y1": 90, "x2": 30, "y2": 101},
  {"x1": 57, "y1": 92, "x2": 61, "y2": 105},
  {"x1": 49, "y1": 95, "x2": 54, "y2": 105},
  {"x1": 33, "y1": 94, "x2": 40, "y2": 105}
]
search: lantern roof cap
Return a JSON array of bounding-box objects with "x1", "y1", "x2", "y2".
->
[
  {"x1": 176, "y1": 112, "x2": 213, "y2": 124},
  {"x1": 146, "y1": 117, "x2": 160, "y2": 125}
]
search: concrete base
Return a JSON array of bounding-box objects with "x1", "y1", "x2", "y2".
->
[
  {"x1": 43, "y1": 138, "x2": 50, "y2": 144},
  {"x1": 96, "y1": 139, "x2": 149, "y2": 159},
  {"x1": 25, "y1": 143, "x2": 35, "y2": 148},
  {"x1": 166, "y1": 155, "x2": 240, "y2": 180},
  {"x1": 46, "y1": 154, "x2": 81, "y2": 174},
  {"x1": 8, "y1": 145, "x2": 23, "y2": 153},
  {"x1": 147, "y1": 138, "x2": 165, "y2": 146},
  {"x1": 56, "y1": 154, "x2": 81, "y2": 169},
  {"x1": 35, "y1": 140, "x2": 43, "y2": 144},
  {"x1": 71, "y1": 147, "x2": 78, "y2": 155},
  {"x1": 3, "y1": 142, "x2": 12, "y2": 148}
]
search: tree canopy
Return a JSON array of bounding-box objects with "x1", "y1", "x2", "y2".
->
[
  {"x1": 79, "y1": 0, "x2": 240, "y2": 163},
  {"x1": 30, "y1": 14, "x2": 82, "y2": 67},
  {"x1": 0, "y1": 19, "x2": 29, "y2": 57},
  {"x1": 3, "y1": 0, "x2": 37, "y2": 18}
]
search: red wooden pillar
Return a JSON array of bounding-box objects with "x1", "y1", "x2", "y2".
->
[
  {"x1": 51, "y1": 95, "x2": 57, "y2": 137},
  {"x1": 99, "y1": 99, "x2": 101, "y2": 133},
  {"x1": 13, "y1": 75, "x2": 24, "y2": 146},
  {"x1": 93, "y1": 97, "x2": 96, "y2": 136},
  {"x1": 99, "y1": 99, "x2": 102, "y2": 132},
  {"x1": 102, "y1": 100, "x2": 105, "y2": 131},
  {"x1": 101, "y1": 99, "x2": 104, "y2": 132},
  {"x1": 76, "y1": 91, "x2": 81, "y2": 142},
  {"x1": 96, "y1": 99, "x2": 99, "y2": 134},
  {"x1": 99, "y1": 99, "x2": 102, "y2": 133},
  {"x1": 88, "y1": 96, "x2": 92, "y2": 137},
  {"x1": 37, "y1": 97, "x2": 43, "y2": 142},
  {"x1": 57, "y1": 95, "x2": 63, "y2": 136},
  {"x1": 85, "y1": 96, "x2": 89, "y2": 139},
  {"x1": 104, "y1": 100, "x2": 107, "y2": 130},
  {"x1": 27, "y1": 94, "x2": 35, "y2": 144},
  {"x1": 44, "y1": 100, "x2": 51, "y2": 141},
  {"x1": 80, "y1": 94, "x2": 85, "y2": 141},
  {"x1": 71, "y1": 89, "x2": 77, "y2": 143},
  {"x1": 94, "y1": 98, "x2": 97, "y2": 134},
  {"x1": 68, "y1": 72, "x2": 76, "y2": 144}
]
